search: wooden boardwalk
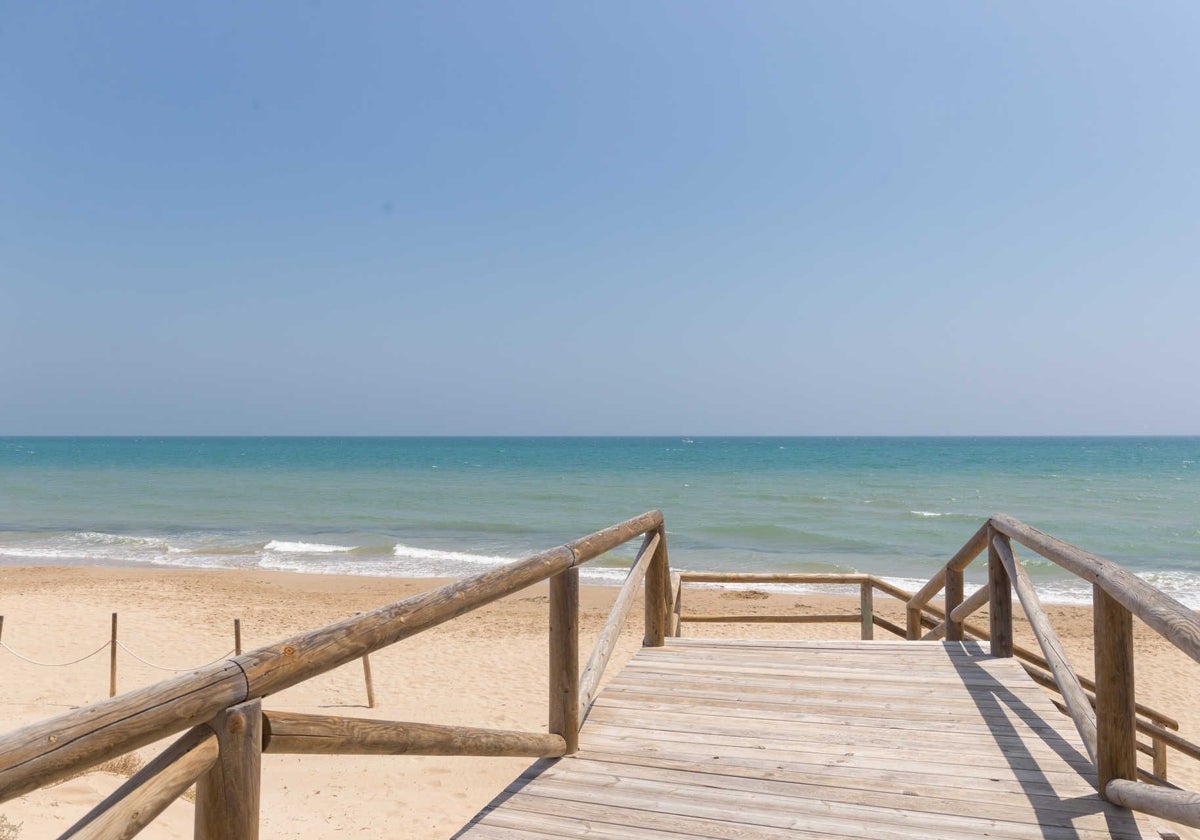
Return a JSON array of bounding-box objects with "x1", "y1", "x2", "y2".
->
[{"x1": 457, "y1": 638, "x2": 1160, "y2": 839}]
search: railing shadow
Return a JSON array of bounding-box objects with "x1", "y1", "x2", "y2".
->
[{"x1": 949, "y1": 643, "x2": 1144, "y2": 839}]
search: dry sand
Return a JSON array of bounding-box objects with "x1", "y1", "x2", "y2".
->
[{"x1": 0, "y1": 566, "x2": 1197, "y2": 838}]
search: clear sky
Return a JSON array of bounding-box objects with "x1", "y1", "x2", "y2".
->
[{"x1": 2, "y1": 2, "x2": 1197, "y2": 435}]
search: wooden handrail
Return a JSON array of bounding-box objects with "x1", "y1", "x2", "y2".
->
[
  {"x1": 992, "y1": 534, "x2": 1098, "y2": 765},
  {"x1": 991, "y1": 513, "x2": 1200, "y2": 666},
  {"x1": 578, "y1": 532, "x2": 659, "y2": 719},
  {"x1": 0, "y1": 511, "x2": 664, "y2": 805}
]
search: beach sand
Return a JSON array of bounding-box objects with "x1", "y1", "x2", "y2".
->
[{"x1": 0, "y1": 566, "x2": 1197, "y2": 838}]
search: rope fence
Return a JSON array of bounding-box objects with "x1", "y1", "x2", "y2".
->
[{"x1": 0, "y1": 613, "x2": 375, "y2": 706}]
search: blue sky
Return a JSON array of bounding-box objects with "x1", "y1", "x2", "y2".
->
[{"x1": 2, "y1": 1, "x2": 1197, "y2": 435}]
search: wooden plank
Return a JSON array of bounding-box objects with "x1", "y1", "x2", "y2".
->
[
  {"x1": 457, "y1": 638, "x2": 1157, "y2": 840},
  {"x1": 500, "y1": 766, "x2": 1146, "y2": 840}
]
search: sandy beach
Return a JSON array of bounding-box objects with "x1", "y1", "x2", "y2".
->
[{"x1": 0, "y1": 565, "x2": 1197, "y2": 838}]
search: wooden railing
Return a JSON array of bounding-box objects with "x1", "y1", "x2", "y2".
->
[
  {"x1": 3, "y1": 511, "x2": 1198, "y2": 834},
  {"x1": 905, "y1": 514, "x2": 1200, "y2": 829},
  {"x1": 0, "y1": 510, "x2": 670, "y2": 839}
]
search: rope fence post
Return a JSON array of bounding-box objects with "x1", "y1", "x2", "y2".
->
[
  {"x1": 362, "y1": 655, "x2": 376, "y2": 709},
  {"x1": 109, "y1": 613, "x2": 118, "y2": 698}
]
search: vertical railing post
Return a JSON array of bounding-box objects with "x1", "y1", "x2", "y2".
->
[
  {"x1": 195, "y1": 698, "x2": 263, "y2": 840},
  {"x1": 1152, "y1": 738, "x2": 1167, "y2": 780},
  {"x1": 549, "y1": 567, "x2": 580, "y2": 754},
  {"x1": 945, "y1": 568, "x2": 964, "y2": 642},
  {"x1": 905, "y1": 603, "x2": 923, "y2": 640},
  {"x1": 860, "y1": 581, "x2": 874, "y2": 640},
  {"x1": 1094, "y1": 585, "x2": 1136, "y2": 796},
  {"x1": 644, "y1": 526, "x2": 669, "y2": 647},
  {"x1": 988, "y1": 527, "x2": 1013, "y2": 657}
]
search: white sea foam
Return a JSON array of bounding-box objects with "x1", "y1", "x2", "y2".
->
[
  {"x1": 910, "y1": 511, "x2": 944, "y2": 517},
  {"x1": 264, "y1": 540, "x2": 356, "y2": 554},
  {"x1": 392, "y1": 543, "x2": 513, "y2": 566}
]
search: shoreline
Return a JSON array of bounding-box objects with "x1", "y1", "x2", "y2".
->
[{"x1": 0, "y1": 565, "x2": 1198, "y2": 837}]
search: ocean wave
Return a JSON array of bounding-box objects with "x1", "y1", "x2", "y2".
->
[
  {"x1": 392, "y1": 543, "x2": 514, "y2": 566},
  {"x1": 264, "y1": 540, "x2": 357, "y2": 554}
]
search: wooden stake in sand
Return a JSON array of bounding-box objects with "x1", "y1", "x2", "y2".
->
[
  {"x1": 109, "y1": 613, "x2": 118, "y2": 698},
  {"x1": 361, "y1": 654, "x2": 375, "y2": 709},
  {"x1": 234, "y1": 619, "x2": 242, "y2": 656}
]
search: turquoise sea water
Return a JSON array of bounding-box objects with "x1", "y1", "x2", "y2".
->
[{"x1": 1, "y1": 437, "x2": 1198, "y2": 606}]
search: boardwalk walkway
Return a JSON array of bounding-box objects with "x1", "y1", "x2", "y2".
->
[{"x1": 458, "y1": 638, "x2": 1159, "y2": 839}]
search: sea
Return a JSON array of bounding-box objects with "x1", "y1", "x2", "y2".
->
[{"x1": 1, "y1": 437, "x2": 1198, "y2": 607}]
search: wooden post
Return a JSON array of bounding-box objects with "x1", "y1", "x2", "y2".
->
[
  {"x1": 194, "y1": 699, "x2": 263, "y2": 840},
  {"x1": 859, "y1": 581, "x2": 874, "y2": 640},
  {"x1": 0, "y1": 615, "x2": 4, "y2": 643},
  {"x1": 644, "y1": 527, "x2": 668, "y2": 647},
  {"x1": 1152, "y1": 738, "x2": 1168, "y2": 780},
  {"x1": 1095, "y1": 585, "x2": 1136, "y2": 796},
  {"x1": 906, "y1": 605, "x2": 923, "y2": 640},
  {"x1": 361, "y1": 655, "x2": 376, "y2": 709},
  {"x1": 987, "y1": 526, "x2": 1013, "y2": 657},
  {"x1": 945, "y1": 567, "x2": 964, "y2": 642},
  {"x1": 109, "y1": 613, "x2": 118, "y2": 698},
  {"x1": 234, "y1": 619, "x2": 242, "y2": 656},
  {"x1": 549, "y1": 568, "x2": 579, "y2": 754}
]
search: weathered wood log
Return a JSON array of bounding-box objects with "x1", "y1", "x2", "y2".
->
[
  {"x1": 62, "y1": 726, "x2": 218, "y2": 839},
  {"x1": 992, "y1": 513, "x2": 1200, "y2": 666},
  {"x1": 234, "y1": 545, "x2": 575, "y2": 699},
  {"x1": 944, "y1": 568, "x2": 964, "y2": 642},
  {"x1": 1104, "y1": 780, "x2": 1200, "y2": 828},
  {"x1": 951, "y1": 585, "x2": 990, "y2": 624},
  {"x1": 987, "y1": 526, "x2": 1013, "y2": 657},
  {"x1": 643, "y1": 532, "x2": 668, "y2": 648},
  {"x1": 548, "y1": 568, "x2": 579, "y2": 754},
  {"x1": 1153, "y1": 738, "x2": 1168, "y2": 780},
  {"x1": 0, "y1": 662, "x2": 246, "y2": 803},
  {"x1": 261, "y1": 712, "x2": 567, "y2": 757},
  {"x1": 680, "y1": 614, "x2": 861, "y2": 624},
  {"x1": 867, "y1": 577, "x2": 915, "y2": 604},
  {"x1": 860, "y1": 581, "x2": 873, "y2": 641},
  {"x1": 1094, "y1": 585, "x2": 1136, "y2": 795},
  {"x1": 678, "y1": 573, "x2": 869, "y2": 584},
  {"x1": 993, "y1": 534, "x2": 1096, "y2": 765},
  {"x1": 578, "y1": 532, "x2": 658, "y2": 719},
  {"x1": 194, "y1": 698, "x2": 262, "y2": 840},
  {"x1": 872, "y1": 615, "x2": 908, "y2": 639},
  {"x1": 568, "y1": 510, "x2": 663, "y2": 565},
  {"x1": 904, "y1": 523, "x2": 988, "y2": 617},
  {"x1": 669, "y1": 572, "x2": 682, "y2": 638}
]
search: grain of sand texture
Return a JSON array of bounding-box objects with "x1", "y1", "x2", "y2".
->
[{"x1": 0, "y1": 566, "x2": 1197, "y2": 838}]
